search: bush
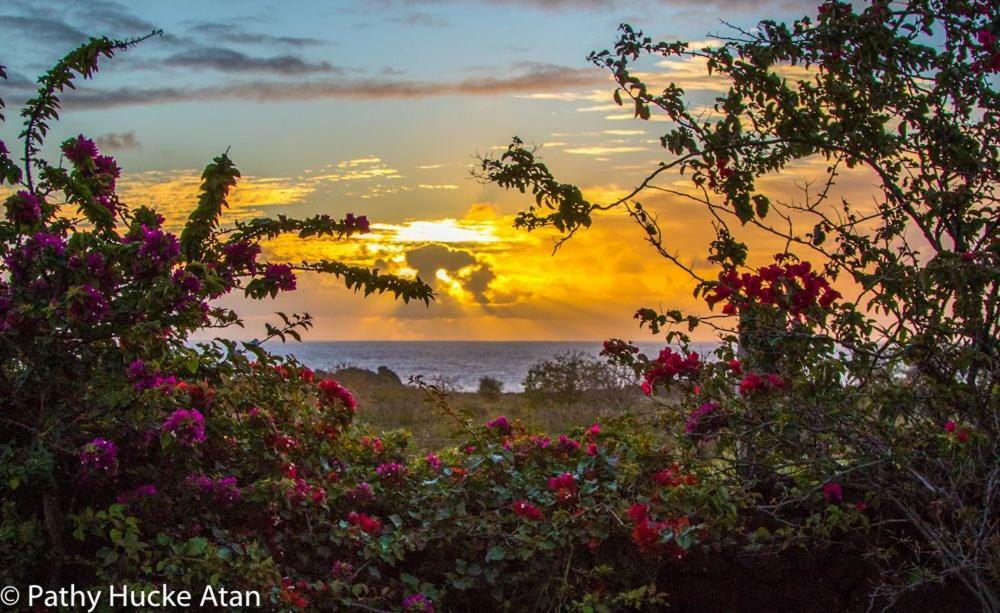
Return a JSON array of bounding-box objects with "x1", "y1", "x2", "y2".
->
[
  {"x1": 522, "y1": 351, "x2": 629, "y2": 406},
  {"x1": 480, "y1": 0, "x2": 999, "y2": 608},
  {"x1": 477, "y1": 376, "x2": 503, "y2": 399}
]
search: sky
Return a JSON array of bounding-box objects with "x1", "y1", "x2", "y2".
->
[{"x1": 0, "y1": 0, "x2": 864, "y2": 341}]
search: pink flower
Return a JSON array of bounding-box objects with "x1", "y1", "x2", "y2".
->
[
  {"x1": 486, "y1": 415, "x2": 512, "y2": 435},
  {"x1": 162, "y1": 409, "x2": 206, "y2": 446},
  {"x1": 956, "y1": 430, "x2": 969, "y2": 443},
  {"x1": 264, "y1": 263, "x2": 297, "y2": 291},
  {"x1": 375, "y1": 462, "x2": 407, "y2": 482},
  {"x1": 5, "y1": 191, "x2": 42, "y2": 225},
  {"x1": 318, "y1": 379, "x2": 357, "y2": 412},
  {"x1": 587, "y1": 443, "x2": 598, "y2": 456},
  {"x1": 80, "y1": 438, "x2": 117, "y2": 473},
  {"x1": 222, "y1": 240, "x2": 261, "y2": 272},
  {"x1": 425, "y1": 453, "x2": 442, "y2": 470},
  {"x1": 943, "y1": 420, "x2": 956, "y2": 433},
  {"x1": 402, "y1": 594, "x2": 433, "y2": 613},
  {"x1": 62, "y1": 135, "x2": 98, "y2": 165}
]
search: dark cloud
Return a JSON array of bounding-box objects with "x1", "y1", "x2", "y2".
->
[
  {"x1": 186, "y1": 22, "x2": 326, "y2": 47},
  {"x1": 50, "y1": 63, "x2": 604, "y2": 109},
  {"x1": 0, "y1": 15, "x2": 89, "y2": 46},
  {"x1": 405, "y1": 245, "x2": 495, "y2": 304},
  {"x1": 163, "y1": 47, "x2": 342, "y2": 75},
  {"x1": 463, "y1": 264, "x2": 496, "y2": 302},
  {"x1": 94, "y1": 131, "x2": 139, "y2": 150},
  {"x1": 375, "y1": 0, "x2": 816, "y2": 10},
  {"x1": 386, "y1": 12, "x2": 450, "y2": 27},
  {"x1": 407, "y1": 244, "x2": 477, "y2": 276}
]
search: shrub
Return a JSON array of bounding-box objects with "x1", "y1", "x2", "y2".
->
[
  {"x1": 480, "y1": 0, "x2": 999, "y2": 608},
  {"x1": 477, "y1": 376, "x2": 503, "y2": 399},
  {"x1": 522, "y1": 351, "x2": 628, "y2": 406}
]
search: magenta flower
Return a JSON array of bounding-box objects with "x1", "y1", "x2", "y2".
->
[
  {"x1": 344, "y1": 213, "x2": 371, "y2": 234},
  {"x1": 80, "y1": 438, "x2": 117, "y2": 473},
  {"x1": 402, "y1": 593, "x2": 434, "y2": 612},
  {"x1": 222, "y1": 240, "x2": 262, "y2": 272},
  {"x1": 62, "y1": 135, "x2": 99, "y2": 165},
  {"x1": 67, "y1": 284, "x2": 109, "y2": 322},
  {"x1": 375, "y1": 462, "x2": 407, "y2": 482},
  {"x1": 162, "y1": 408, "x2": 206, "y2": 446},
  {"x1": 136, "y1": 225, "x2": 180, "y2": 271},
  {"x1": 190, "y1": 475, "x2": 241, "y2": 505},
  {"x1": 264, "y1": 263, "x2": 297, "y2": 291},
  {"x1": 116, "y1": 484, "x2": 158, "y2": 504},
  {"x1": 822, "y1": 481, "x2": 843, "y2": 503},
  {"x1": 425, "y1": 453, "x2": 442, "y2": 470},
  {"x1": 685, "y1": 401, "x2": 725, "y2": 438},
  {"x1": 5, "y1": 191, "x2": 42, "y2": 225},
  {"x1": 486, "y1": 415, "x2": 512, "y2": 435}
]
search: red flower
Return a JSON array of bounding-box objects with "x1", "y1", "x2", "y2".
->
[
  {"x1": 944, "y1": 420, "x2": 956, "y2": 433},
  {"x1": 512, "y1": 500, "x2": 543, "y2": 520},
  {"x1": 822, "y1": 482, "x2": 843, "y2": 503},
  {"x1": 347, "y1": 511, "x2": 382, "y2": 535}
]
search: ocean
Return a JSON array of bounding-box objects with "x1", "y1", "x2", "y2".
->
[{"x1": 264, "y1": 341, "x2": 719, "y2": 392}]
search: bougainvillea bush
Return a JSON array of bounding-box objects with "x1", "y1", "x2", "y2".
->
[
  {"x1": 0, "y1": 35, "x2": 742, "y2": 613},
  {"x1": 481, "y1": 0, "x2": 997, "y2": 609}
]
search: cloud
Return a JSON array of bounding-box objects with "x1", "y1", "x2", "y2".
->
[
  {"x1": 51, "y1": 63, "x2": 606, "y2": 109},
  {"x1": 0, "y1": 15, "x2": 89, "y2": 46},
  {"x1": 94, "y1": 131, "x2": 140, "y2": 150},
  {"x1": 163, "y1": 47, "x2": 342, "y2": 75},
  {"x1": 374, "y1": 0, "x2": 817, "y2": 11},
  {"x1": 564, "y1": 145, "x2": 646, "y2": 155},
  {"x1": 386, "y1": 11, "x2": 450, "y2": 26},
  {"x1": 185, "y1": 22, "x2": 326, "y2": 47}
]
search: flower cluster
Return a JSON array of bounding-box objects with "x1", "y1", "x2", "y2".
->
[
  {"x1": 704, "y1": 257, "x2": 841, "y2": 318},
  {"x1": 264, "y1": 263, "x2": 297, "y2": 292},
  {"x1": 547, "y1": 472, "x2": 578, "y2": 502},
  {"x1": 67, "y1": 284, "x2": 109, "y2": 323},
  {"x1": 343, "y1": 213, "x2": 371, "y2": 234},
  {"x1": 126, "y1": 359, "x2": 177, "y2": 391},
  {"x1": 625, "y1": 503, "x2": 693, "y2": 558},
  {"x1": 944, "y1": 420, "x2": 970, "y2": 443},
  {"x1": 115, "y1": 484, "x2": 158, "y2": 505},
  {"x1": 641, "y1": 348, "x2": 701, "y2": 395},
  {"x1": 685, "y1": 402, "x2": 725, "y2": 439},
  {"x1": 162, "y1": 408, "x2": 206, "y2": 446},
  {"x1": 822, "y1": 481, "x2": 843, "y2": 503},
  {"x1": 738, "y1": 373, "x2": 785, "y2": 396},
  {"x1": 289, "y1": 478, "x2": 327, "y2": 505},
  {"x1": 401, "y1": 594, "x2": 434, "y2": 613},
  {"x1": 80, "y1": 438, "x2": 117, "y2": 474},
  {"x1": 374, "y1": 462, "x2": 407, "y2": 483},
  {"x1": 651, "y1": 462, "x2": 698, "y2": 488},
  {"x1": 5, "y1": 191, "x2": 42, "y2": 225},
  {"x1": 318, "y1": 379, "x2": 357, "y2": 412},
  {"x1": 486, "y1": 415, "x2": 512, "y2": 435},
  {"x1": 600, "y1": 338, "x2": 639, "y2": 359},
  {"x1": 347, "y1": 511, "x2": 382, "y2": 535},
  {"x1": 134, "y1": 225, "x2": 180, "y2": 274},
  {"x1": 190, "y1": 475, "x2": 241, "y2": 505},
  {"x1": 512, "y1": 499, "x2": 544, "y2": 521},
  {"x1": 222, "y1": 240, "x2": 262, "y2": 273}
]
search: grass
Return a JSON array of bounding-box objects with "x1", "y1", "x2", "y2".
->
[{"x1": 327, "y1": 367, "x2": 649, "y2": 452}]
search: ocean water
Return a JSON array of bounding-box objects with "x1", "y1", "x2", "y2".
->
[{"x1": 264, "y1": 341, "x2": 719, "y2": 392}]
